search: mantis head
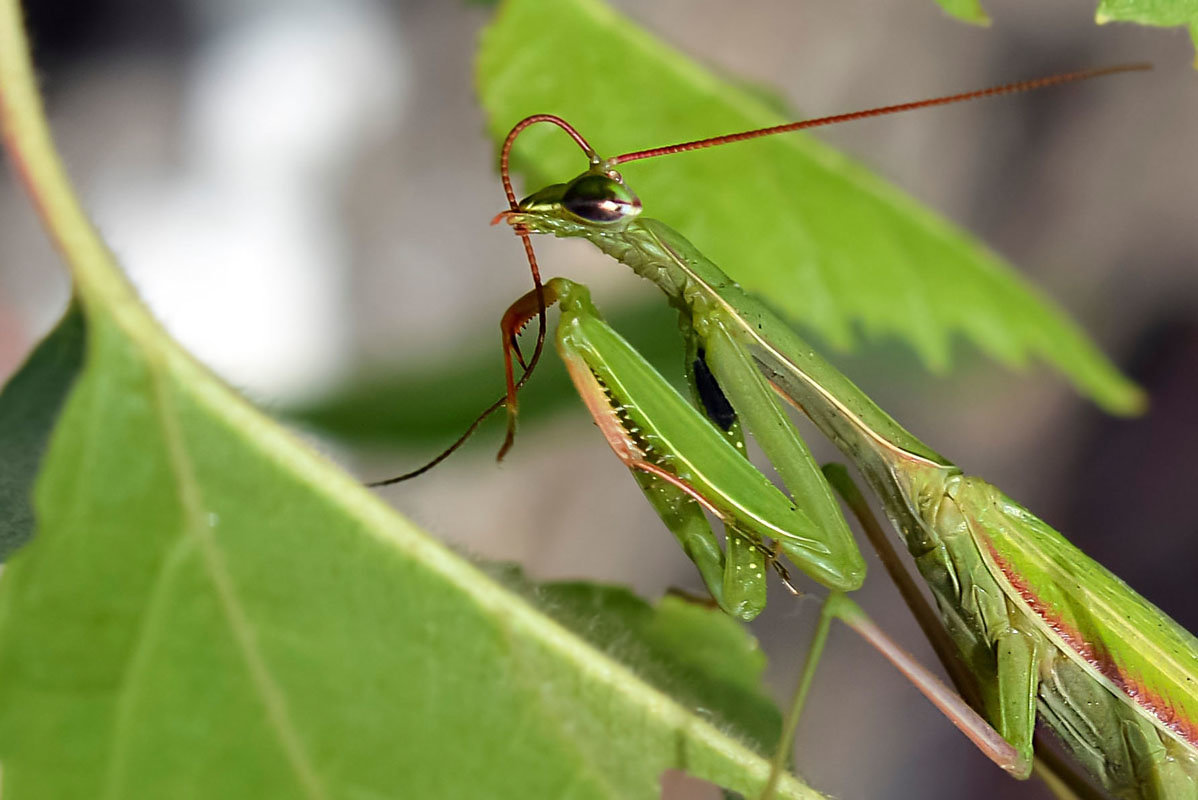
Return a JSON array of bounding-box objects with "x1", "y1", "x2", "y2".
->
[{"x1": 495, "y1": 167, "x2": 642, "y2": 236}]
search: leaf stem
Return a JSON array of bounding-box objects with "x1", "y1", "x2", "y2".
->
[{"x1": 0, "y1": 0, "x2": 137, "y2": 307}]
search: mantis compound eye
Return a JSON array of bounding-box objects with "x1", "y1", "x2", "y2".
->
[{"x1": 560, "y1": 173, "x2": 642, "y2": 225}]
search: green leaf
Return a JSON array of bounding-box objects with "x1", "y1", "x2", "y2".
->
[
  {"x1": 0, "y1": 317, "x2": 819, "y2": 799},
  {"x1": 477, "y1": 0, "x2": 1145, "y2": 415},
  {"x1": 0, "y1": 5, "x2": 822, "y2": 795},
  {"x1": 933, "y1": 0, "x2": 991, "y2": 25},
  {"x1": 530, "y1": 581, "x2": 783, "y2": 755},
  {"x1": 1095, "y1": 0, "x2": 1198, "y2": 66},
  {"x1": 0, "y1": 303, "x2": 85, "y2": 561}
]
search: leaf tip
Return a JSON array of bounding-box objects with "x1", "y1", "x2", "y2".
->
[
  {"x1": 936, "y1": 0, "x2": 990, "y2": 26},
  {"x1": 1101, "y1": 382, "x2": 1150, "y2": 418}
]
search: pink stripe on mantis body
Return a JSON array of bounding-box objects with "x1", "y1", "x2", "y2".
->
[{"x1": 987, "y1": 547, "x2": 1198, "y2": 749}]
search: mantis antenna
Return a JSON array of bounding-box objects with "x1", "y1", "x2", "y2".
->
[
  {"x1": 367, "y1": 62, "x2": 1150, "y2": 487},
  {"x1": 609, "y1": 63, "x2": 1150, "y2": 164},
  {"x1": 367, "y1": 115, "x2": 596, "y2": 486}
]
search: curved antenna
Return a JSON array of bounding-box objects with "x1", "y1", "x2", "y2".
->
[
  {"x1": 366, "y1": 395, "x2": 509, "y2": 487},
  {"x1": 494, "y1": 115, "x2": 598, "y2": 460},
  {"x1": 611, "y1": 63, "x2": 1151, "y2": 165},
  {"x1": 498, "y1": 114, "x2": 598, "y2": 208},
  {"x1": 368, "y1": 115, "x2": 598, "y2": 486}
]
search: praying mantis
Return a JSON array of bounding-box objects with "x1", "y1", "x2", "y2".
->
[{"x1": 379, "y1": 64, "x2": 1198, "y2": 799}]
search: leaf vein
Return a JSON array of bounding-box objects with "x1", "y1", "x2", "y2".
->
[{"x1": 146, "y1": 357, "x2": 329, "y2": 800}]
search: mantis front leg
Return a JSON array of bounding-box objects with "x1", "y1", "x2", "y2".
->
[
  {"x1": 698, "y1": 316, "x2": 857, "y2": 578},
  {"x1": 503, "y1": 280, "x2": 765, "y2": 618},
  {"x1": 677, "y1": 313, "x2": 770, "y2": 618},
  {"x1": 502, "y1": 278, "x2": 865, "y2": 617}
]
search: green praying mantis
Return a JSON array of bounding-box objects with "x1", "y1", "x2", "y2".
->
[{"x1": 376, "y1": 64, "x2": 1198, "y2": 799}]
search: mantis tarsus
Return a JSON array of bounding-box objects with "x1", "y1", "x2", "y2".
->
[{"x1": 382, "y1": 63, "x2": 1198, "y2": 799}]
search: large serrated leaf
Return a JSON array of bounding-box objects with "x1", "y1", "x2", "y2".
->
[
  {"x1": 477, "y1": 0, "x2": 1145, "y2": 415},
  {"x1": 0, "y1": 3, "x2": 823, "y2": 797}
]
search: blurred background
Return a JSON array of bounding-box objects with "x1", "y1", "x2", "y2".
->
[{"x1": 1, "y1": 0, "x2": 1196, "y2": 797}]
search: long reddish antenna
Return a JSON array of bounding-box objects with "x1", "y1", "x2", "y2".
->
[
  {"x1": 611, "y1": 63, "x2": 1151, "y2": 165},
  {"x1": 367, "y1": 394, "x2": 509, "y2": 486}
]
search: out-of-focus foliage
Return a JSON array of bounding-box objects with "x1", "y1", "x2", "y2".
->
[{"x1": 934, "y1": 0, "x2": 991, "y2": 25}]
